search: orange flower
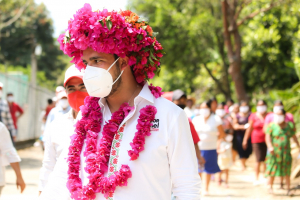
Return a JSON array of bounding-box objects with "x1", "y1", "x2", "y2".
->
[
  {"x1": 146, "y1": 25, "x2": 153, "y2": 36},
  {"x1": 129, "y1": 12, "x2": 139, "y2": 23},
  {"x1": 120, "y1": 10, "x2": 132, "y2": 17}
]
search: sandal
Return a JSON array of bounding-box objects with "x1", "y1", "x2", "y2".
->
[{"x1": 287, "y1": 190, "x2": 294, "y2": 197}]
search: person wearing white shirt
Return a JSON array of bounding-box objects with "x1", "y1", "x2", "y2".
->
[
  {"x1": 0, "y1": 122, "x2": 25, "y2": 195},
  {"x1": 39, "y1": 65, "x2": 89, "y2": 195},
  {"x1": 40, "y1": 4, "x2": 201, "y2": 200},
  {"x1": 192, "y1": 101, "x2": 225, "y2": 196},
  {"x1": 44, "y1": 91, "x2": 71, "y2": 130}
]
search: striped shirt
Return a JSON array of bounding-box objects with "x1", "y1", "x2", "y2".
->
[{"x1": 0, "y1": 99, "x2": 16, "y2": 137}]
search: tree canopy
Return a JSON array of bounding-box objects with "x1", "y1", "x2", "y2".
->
[{"x1": 130, "y1": 0, "x2": 300, "y2": 101}]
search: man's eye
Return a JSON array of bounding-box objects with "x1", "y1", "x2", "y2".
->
[{"x1": 95, "y1": 60, "x2": 102, "y2": 63}]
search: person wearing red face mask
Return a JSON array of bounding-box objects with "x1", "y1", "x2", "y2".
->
[{"x1": 38, "y1": 65, "x2": 89, "y2": 195}]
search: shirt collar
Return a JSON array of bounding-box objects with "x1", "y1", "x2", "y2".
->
[{"x1": 98, "y1": 82, "x2": 154, "y2": 108}]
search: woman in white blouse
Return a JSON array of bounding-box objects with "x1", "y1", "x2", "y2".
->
[
  {"x1": 192, "y1": 100, "x2": 225, "y2": 195},
  {"x1": 0, "y1": 122, "x2": 25, "y2": 195}
]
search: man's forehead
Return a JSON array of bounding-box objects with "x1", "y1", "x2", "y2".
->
[
  {"x1": 82, "y1": 49, "x2": 113, "y2": 60},
  {"x1": 66, "y1": 77, "x2": 84, "y2": 86}
]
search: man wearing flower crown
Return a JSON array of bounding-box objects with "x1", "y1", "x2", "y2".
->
[{"x1": 42, "y1": 4, "x2": 201, "y2": 200}]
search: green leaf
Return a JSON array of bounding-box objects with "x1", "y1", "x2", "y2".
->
[
  {"x1": 152, "y1": 32, "x2": 159, "y2": 37},
  {"x1": 149, "y1": 57, "x2": 154, "y2": 65},
  {"x1": 150, "y1": 50, "x2": 158, "y2": 61},
  {"x1": 141, "y1": 26, "x2": 147, "y2": 30},
  {"x1": 137, "y1": 34, "x2": 143, "y2": 40},
  {"x1": 99, "y1": 20, "x2": 104, "y2": 27},
  {"x1": 106, "y1": 16, "x2": 111, "y2": 21},
  {"x1": 106, "y1": 20, "x2": 112, "y2": 31}
]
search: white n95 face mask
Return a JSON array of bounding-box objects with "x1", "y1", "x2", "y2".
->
[
  {"x1": 273, "y1": 114, "x2": 285, "y2": 124},
  {"x1": 59, "y1": 99, "x2": 69, "y2": 109},
  {"x1": 83, "y1": 58, "x2": 122, "y2": 98},
  {"x1": 200, "y1": 108, "x2": 210, "y2": 118}
]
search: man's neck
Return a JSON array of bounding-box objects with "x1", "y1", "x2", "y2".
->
[
  {"x1": 73, "y1": 109, "x2": 78, "y2": 119},
  {"x1": 106, "y1": 76, "x2": 142, "y2": 113}
]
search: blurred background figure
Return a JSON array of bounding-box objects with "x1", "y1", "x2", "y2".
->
[
  {"x1": 55, "y1": 86, "x2": 65, "y2": 96},
  {"x1": 243, "y1": 100, "x2": 268, "y2": 185},
  {"x1": 184, "y1": 96, "x2": 196, "y2": 119},
  {"x1": 43, "y1": 99, "x2": 55, "y2": 123},
  {"x1": 0, "y1": 122, "x2": 25, "y2": 196},
  {"x1": 192, "y1": 101, "x2": 225, "y2": 195},
  {"x1": 0, "y1": 82, "x2": 17, "y2": 143},
  {"x1": 233, "y1": 101, "x2": 252, "y2": 170},
  {"x1": 44, "y1": 91, "x2": 70, "y2": 129},
  {"x1": 264, "y1": 100, "x2": 295, "y2": 131},
  {"x1": 209, "y1": 97, "x2": 218, "y2": 114},
  {"x1": 7, "y1": 93, "x2": 24, "y2": 136},
  {"x1": 216, "y1": 103, "x2": 233, "y2": 188},
  {"x1": 265, "y1": 108, "x2": 300, "y2": 196},
  {"x1": 225, "y1": 99, "x2": 234, "y2": 114}
]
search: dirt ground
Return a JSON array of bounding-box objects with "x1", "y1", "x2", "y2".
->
[{"x1": 1, "y1": 146, "x2": 300, "y2": 200}]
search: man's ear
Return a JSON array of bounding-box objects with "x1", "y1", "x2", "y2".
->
[{"x1": 120, "y1": 57, "x2": 129, "y2": 70}]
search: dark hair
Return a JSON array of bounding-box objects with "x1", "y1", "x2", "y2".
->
[
  {"x1": 227, "y1": 98, "x2": 234, "y2": 104},
  {"x1": 218, "y1": 103, "x2": 225, "y2": 108},
  {"x1": 279, "y1": 108, "x2": 286, "y2": 115},
  {"x1": 210, "y1": 97, "x2": 217, "y2": 102},
  {"x1": 274, "y1": 100, "x2": 284, "y2": 106},
  {"x1": 202, "y1": 100, "x2": 212, "y2": 108},
  {"x1": 113, "y1": 54, "x2": 119, "y2": 60},
  {"x1": 47, "y1": 99, "x2": 53, "y2": 105},
  {"x1": 239, "y1": 100, "x2": 248, "y2": 106},
  {"x1": 257, "y1": 99, "x2": 267, "y2": 105},
  {"x1": 7, "y1": 93, "x2": 13, "y2": 96}
]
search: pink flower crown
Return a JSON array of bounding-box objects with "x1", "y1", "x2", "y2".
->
[{"x1": 58, "y1": 3, "x2": 165, "y2": 83}]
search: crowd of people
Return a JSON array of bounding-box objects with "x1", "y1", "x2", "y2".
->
[
  {"x1": 180, "y1": 94, "x2": 300, "y2": 196},
  {"x1": 0, "y1": 4, "x2": 299, "y2": 200}
]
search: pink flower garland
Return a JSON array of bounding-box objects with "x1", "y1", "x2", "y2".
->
[
  {"x1": 67, "y1": 86, "x2": 162, "y2": 200},
  {"x1": 58, "y1": 3, "x2": 165, "y2": 84}
]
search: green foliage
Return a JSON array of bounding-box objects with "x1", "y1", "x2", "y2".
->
[
  {"x1": 130, "y1": 0, "x2": 299, "y2": 101},
  {"x1": 130, "y1": 0, "x2": 230, "y2": 97},
  {"x1": 0, "y1": 0, "x2": 67, "y2": 89},
  {"x1": 242, "y1": 6, "x2": 300, "y2": 93}
]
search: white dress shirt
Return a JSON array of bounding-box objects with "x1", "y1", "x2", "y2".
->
[
  {"x1": 0, "y1": 122, "x2": 21, "y2": 186},
  {"x1": 39, "y1": 110, "x2": 75, "y2": 191},
  {"x1": 44, "y1": 105, "x2": 71, "y2": 130},
  {"x1": 40, "y1": 83, "x2": 201, "y2": 200}
]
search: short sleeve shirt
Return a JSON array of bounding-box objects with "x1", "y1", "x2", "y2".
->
[
  {"x1": 192, "y1": 114, "x2": 222, "y2": 150},
  {"x1": 249, "y1": 113, "x2": 266, "y2": 143}
]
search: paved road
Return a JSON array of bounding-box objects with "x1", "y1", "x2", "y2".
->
[{"x1": 1, "y1": 146, "x2": 300, "y2": 200}]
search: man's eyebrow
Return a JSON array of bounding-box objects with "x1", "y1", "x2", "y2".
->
[
  {"x1": 89, "y1": 56, "x2": 104, "y2": 61},
  {"x1": 66, "y1": 85, "x2": 75, "y2": 89},
  {"x1": 79, "y1": 83, "x2": 85, "y2": 86}
]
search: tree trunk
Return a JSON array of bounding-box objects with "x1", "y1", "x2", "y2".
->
[{"x1": 221, "y1": 0, "x2": 248, "y2": 102}]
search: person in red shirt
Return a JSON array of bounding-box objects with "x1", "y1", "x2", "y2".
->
[
  {"x1": 7, "y1": 93, "x2": 24, "y2": 135},
  {"x1": 43, "y1": 99, "x2": 55, "y2": 122},
  {"x1": 163, "y1": 89, "x2": 205, "y2": 168},
  {"x1": 243, "y1": 99, "x2": 268, "y2": 185}
]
